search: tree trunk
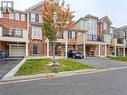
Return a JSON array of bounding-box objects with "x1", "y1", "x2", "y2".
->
[{"x1": 52, "y1": 42, "x2": 56, "y2": 64}]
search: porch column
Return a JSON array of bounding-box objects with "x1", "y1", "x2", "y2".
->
[
  {"x1": 114, "y1": 38, "x2": 117, "y2": 57},
  {"x1": 25, "y1": 42, "x2": 28, "y2": 57},
  {"x1": 123, "y1": 39, "x2": 126, "y2": 57},
  {"x1": 47, "y1": 41, "x2": 49, "y2": 57},
  {"x1": 65, "y1": 30, "x2": 68, "y2": 58},
  {"x1": 98, "y1": 44, "x2": 101, "y2": 57},
  {"x1": 65, "y1": 42, "x2": 68, "y2": 58},
  {"x1": 83, "y1": 43, "x2": 86, "y2": 58},
  {"x1": 105, "y1": 44, "x2": 107, "y2": 57},
  {"x1": 114, "y1": 46, "x2": 117, "y2": 57},
  {"x1": 83, "y1": 32, "x2": 86, "y2": 58}
]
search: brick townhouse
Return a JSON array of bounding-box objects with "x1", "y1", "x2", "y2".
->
[
  {"x1": 75, "y1": 14, "x2": 127, "y2": 57},
  {"x1": 0, "y1": 1, "x2": 126, "y2": 59},
  {"x1": 0, "y1": 1, "x2": 77, "y2": 58}
]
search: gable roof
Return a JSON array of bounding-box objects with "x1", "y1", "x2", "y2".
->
[
  {"x1": 99, "y1": 16, "x2": 112, "y2": 24},
  {"x1": 84, "y1": 14, "x2": 98, "y2": 19},
  {"x1": 26, "y1": 1, "x2": 44, "y2": 11}
]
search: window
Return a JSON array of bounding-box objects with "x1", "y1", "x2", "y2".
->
[
  {"x1": 39, "y1": 14, "x2": 43, "y2": 23},
  {"x1": 9, "y1": 13, "x2": 14, "y2": 19},
  {"x1": 21, "y1": 14, "x2": 25, "y2": 21},
  {"x1": 35, "y1": 14, "x2": 39, "y2": 22},
  {"x1": 0, "y1": 10, "x2": 3, "y2": 18},
  {"x1": 31, "y1": 13, "x2": 35, "y2": 22},
  {"x1": 68, "y1": 31, "x2": 76, "y2": 39},
  {"x1": 32, "y1": 27, "x2": 42, "y2": 37},
  {"x1": 15, "y1": 13, "x2": 20, "y2": 20},
  {"x1": 104, "y1": 23, "x2": 107, "y2": 30},
  {"x1": 33, "y1": 44, "x2": 40, "y2": 54},
  {"x1": 72, "y1": 31, "x2": 76, "y2": 39},
  {"x1": 68, "y1": 31, "x2": 72, "y2": 39},
  {"x1": 15, "y1": 29, "x2": 22, "y2": 36}
]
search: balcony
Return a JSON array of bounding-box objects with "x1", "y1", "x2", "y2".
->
[
  {"x1": 2, "y1": 29, "x2": 23, "y2": 38},
  {"x1": 0, "y1": 27, "x2": 28, "y2": 42},
  {"x1": 117, "y1": 38, "x2": 124, "y2": 44},
  {"x1": 87, "y1": 34, "x2": 104, "y2": 42}
]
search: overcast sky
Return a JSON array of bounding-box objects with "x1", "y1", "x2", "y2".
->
[{"x1": 5, "y1": 0, "x2": 127, "y2": 27}]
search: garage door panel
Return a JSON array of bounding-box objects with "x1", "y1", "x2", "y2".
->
[{"x1": 9, "y1": 47, "x2": 25, "y2": 57}]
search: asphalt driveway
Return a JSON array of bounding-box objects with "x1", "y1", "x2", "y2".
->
[
  {"x1": 0, "y1": 59, "x2": 22, "y2": 79},
  {"x1": 75, "y1": 57, "x2": 127, "y2": 69}
]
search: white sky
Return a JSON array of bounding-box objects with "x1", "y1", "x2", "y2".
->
[{"x1": 1, "y1": 0, "x2": 127, "y2": 27}]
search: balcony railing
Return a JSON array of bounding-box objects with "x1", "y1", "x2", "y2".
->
[
  {"x1": 2, "y1": 28, "x2": 23, "y2": 38},
  {"x1": 87, "y1": 34, "x2": 104, "y2": 42},
  {"x1": 117, "y1": 38, "x2": 124, "y2": 44}
]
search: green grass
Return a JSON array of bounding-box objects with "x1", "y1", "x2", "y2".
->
[
  {"x1": 108, "y1": 56, "x2": 127, "y2": 62},
  {"x1": 15, "y1": 59, "x2": 94, "y2": 76}
]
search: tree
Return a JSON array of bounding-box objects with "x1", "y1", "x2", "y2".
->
[{"x1": 42, "y1": 0, "x2": 74, "y2": 65}]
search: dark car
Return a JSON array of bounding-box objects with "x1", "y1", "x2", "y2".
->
[{"x1": 67, "y1": 50, "x2": 84, "y2": 59}]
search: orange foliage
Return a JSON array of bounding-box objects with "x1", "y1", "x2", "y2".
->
[{"x1": 42, "y1": 0, "x2": 75, "y2": 32}]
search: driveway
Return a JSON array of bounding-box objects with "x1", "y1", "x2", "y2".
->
[
  {"x1": 75, "y1": 57, "x2": 127, "y2": 69},
  {"x1": 0, "y1": 59, "x2": 22, "y2": 79}
]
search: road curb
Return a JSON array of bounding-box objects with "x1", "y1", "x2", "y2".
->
[
  {"x1": 1, "y1": 66, "x2": 127, "y2": 84},
  {"x1": 0, "y1": 69, "x2": 97, "y2": 82}
]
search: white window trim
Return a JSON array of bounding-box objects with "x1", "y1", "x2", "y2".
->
[
  {"x1": 9, "y1": 13, "x2": 14, "y2": 19},
  {"x1": 39, "y1": 14, "x2": 43, "y2": 23},
  {"x1": 21, "y1": 14, "x2": 25, "y2": 21},
  {"x1": 32, "y1": 26, "x2": 42, "y2": 39},
  {"x1": 15, "y1": 13, "x2": 20, "y2": 20},
  {"x1": 31, "y1": 13, "x2": 36, "y2": 22}
]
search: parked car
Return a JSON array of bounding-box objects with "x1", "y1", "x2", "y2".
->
[{"x1": 67, "y1": 50, "x2": 84, "y2": 59}]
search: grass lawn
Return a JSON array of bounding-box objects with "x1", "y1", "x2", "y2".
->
[
  {"x1": 15, "y1": 59, "x2": 94, "y2": 76},
  {"x1": 108, "y1": 56, "x2": 127, "y2": 62}
]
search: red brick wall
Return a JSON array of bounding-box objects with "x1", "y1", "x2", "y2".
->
[
  {"x1": 29, "y1": 40, "x2": 46, "y2": 56},
  {"x1": 32, "y1": 4, "x2": 44, "y2": 12},
  {"x1": 0, "y1": 42, "x2": 8, "y2": 51},
  {"x1": 68, "y1": 39, "x2": 76, "y2": 46},
  {"x1": 0, "y1": 18, "x2": 27, "y2": 29}
]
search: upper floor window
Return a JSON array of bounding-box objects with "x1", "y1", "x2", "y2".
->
[
  {"x1": 104, "y1": 23, "x2": 108, "y2": 30},
  {"x1": 39, "y1": 14, "x2": 43, "y2": 23},
  {"x1": 68, "y1": 31, "x2": 76, "y2": 39},
  {"x1": 32, "y1": 27, "x2": 42, "y2": 37},
  {"x1": 0, "y1": 10, "x2": 3, "y2": 18},
  {"x1": 15, "y1": 13, "x2": 20, "y2": 20},
  {"x1": 9, "y1": 13, "x2": 14, "y2": 19},
  {"x1": 31, "y1": 13, "x2": 36, "y2": 22},
  {"x1": 21, "y1": 14, "x2": 25, "y2": 21},
  {"x1": 15, "y1": 29, "x2": 22, "y2": 36}
]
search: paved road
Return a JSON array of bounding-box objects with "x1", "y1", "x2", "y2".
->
[
  {"x1": 1, "y1": 68, "x2": 127, "y2": 95},
  {"x1": 75, "y1": 57, "x2": 127, "y2": 69},
  {"x1": 0, "y1": 59, "x2": 22, "y2": 79}
]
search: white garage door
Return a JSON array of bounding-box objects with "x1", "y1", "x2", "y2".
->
[{"x1": 9, "y1": 46, "x2": 25, "y2": 57}]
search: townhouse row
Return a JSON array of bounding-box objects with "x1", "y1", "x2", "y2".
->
[{"x1": 0, "y1": 1, "x2": 127, "y2": 59}]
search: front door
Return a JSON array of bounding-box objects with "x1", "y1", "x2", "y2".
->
[{"x1": 33, "y1": 45, "x2": 40, "y2": 55}]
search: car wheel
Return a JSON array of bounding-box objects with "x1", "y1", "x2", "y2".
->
[{"x1": 72, "y1": 55, "x2": 75, "y2": 59}]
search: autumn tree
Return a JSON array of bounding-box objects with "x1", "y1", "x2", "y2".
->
[{"x1": 42, "y1": 0, "x2": 74, "y2": 65}]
